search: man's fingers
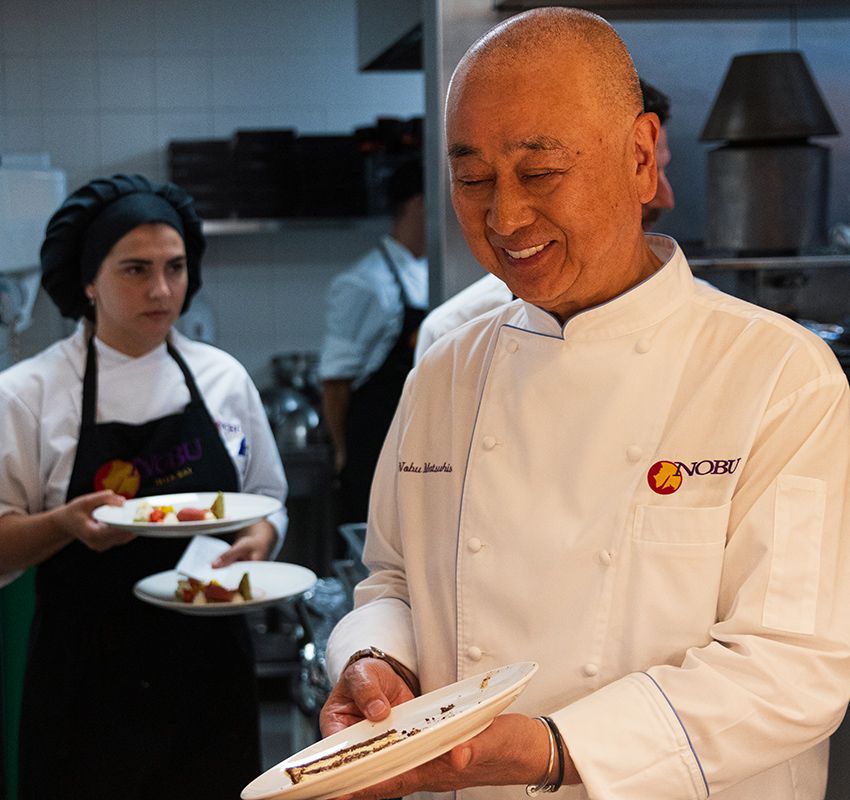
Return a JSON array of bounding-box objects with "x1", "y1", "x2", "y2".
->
[{"x1": 345, "y1": 664, "x2": 392, "y2": 721}]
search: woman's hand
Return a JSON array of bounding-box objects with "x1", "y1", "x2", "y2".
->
[
  {"x1": 53, "y1": 490, "x2": 136, "y2": 552},
  {"x1": 330, "y1": 714, "x2": 561, "y2": 800},
  {"x1": 212, "y1": 520, "x2": 276, "y2": 566}
]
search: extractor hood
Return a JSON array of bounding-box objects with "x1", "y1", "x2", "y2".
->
[
  {"x1": 357, "y1": 0, "x2": 422, "y2": 71},
  {"x1": 493, "y1": 1, "x2": 850, "y2": 18}
]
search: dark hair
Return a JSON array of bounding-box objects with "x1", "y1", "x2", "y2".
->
[
  {"x1": 640, "y1": 79, "x2": 671, "y2": 125},
  {"x1": 387, "y1": 157, "x2": 423, "y2": 216}
]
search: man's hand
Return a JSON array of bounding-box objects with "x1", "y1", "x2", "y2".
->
[
  {"x1": 321, "y1": 657, "x2": 416, "y2": 737},
  {"x1": 53, "y1": 490, "x2": 136, "y2": 552},
  {"x1": 329, "y1": 714, "x2": 561, "y2": 800}
]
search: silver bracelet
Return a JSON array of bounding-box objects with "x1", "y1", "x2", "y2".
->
[{"x1": 525, "y1": 716, "x2": 557, "y2": 796}]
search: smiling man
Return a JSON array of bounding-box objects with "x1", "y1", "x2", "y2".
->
[
  {"x1": 321, "y1": 8, "x2": 850, "y2": 800},
  {"x1": 414, "y1": 77, "x2": 676, "y2": 363}
]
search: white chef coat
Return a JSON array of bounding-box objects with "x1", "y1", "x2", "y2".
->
[
  {"x1": 0, "y1": 324, "x2": 288, "y2": 587},
  {"x1": 414, "y1": 272, "x2": 511, "y2": 364},
  {"x1": 318, "y1": 235, "x2": 428, "y2": 388},
  {"x1": 414, "y1": 273, "x2": 718, "y2": 365},
  {"x1": 326, "y1": 235, "x2": 850, "y2": 800}
]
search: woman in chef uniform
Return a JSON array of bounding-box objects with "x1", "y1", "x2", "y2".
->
[{"x1": 0, "y1": 174, "x2": 288, "y2": 800}]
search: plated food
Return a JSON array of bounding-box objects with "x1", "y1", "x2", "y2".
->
[
  {"x1": 93, "y1": 491, "x2": 282, "y2": 537},
  {"x1": 134, "y1": 490, "x2": 226, "y2": 524},
  {"x1": 175, "y1": 572, "x2": 252, "y2": 605},
  {"x1": 134, "y1": 561, "x2": 317, "y2": 617},
  {"x1": 241, "y1": 661, "x2": 538, "y2": 800}
]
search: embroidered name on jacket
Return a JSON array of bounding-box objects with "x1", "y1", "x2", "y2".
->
[
  {"x1": 647, "y1": 458, "x2": 742, "y2": 495},
  {"x1": 398, "y1": 461, "x2": 453, "y2": 473}
]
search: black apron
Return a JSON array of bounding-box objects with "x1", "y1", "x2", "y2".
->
[
  {"x1": 19, "y1": 337, "x2": 261, "y2": 800},
  {"x1": 338, "y1": 243, "x2": 426, "y2": 524}
]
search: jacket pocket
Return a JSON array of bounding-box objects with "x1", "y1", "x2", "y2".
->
[
  {"x1": 633, "y1": 502, "x2": 731, "y2": 545},
  {"x1": 622, "y1": 503, "x2": 731, "y2": 665},
  {"x1": 762, "y1": 475, "x2": 826, "y2": 635}
]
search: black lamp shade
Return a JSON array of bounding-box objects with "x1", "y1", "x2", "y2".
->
[{"x1": 700, "y1": 51, "x2": 839, "y2": 142}]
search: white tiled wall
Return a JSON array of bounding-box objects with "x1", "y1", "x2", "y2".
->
[
  {"x1": 3, "y1": 2, "x2": 850, "y2": 376},
  {"x1": 0, "y1": 0, "x2": 425, "y2": 381}
]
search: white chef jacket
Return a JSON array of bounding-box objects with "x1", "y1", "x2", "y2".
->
[
  {"x1": 326, "y1": 235, "x2": 850, "y2": 800},
  {"x1": 414, "y1": 273, "x2": 719, "y2": 365},
  {"x1": 414, "y1": 272, "x2": 511, "y2": 364},
  {"x1": 0, "y1": 324, "x2": 288, "y2": 587},
  {"x1": 318, "y1": 235, "x2": 428, "y2": 388}
]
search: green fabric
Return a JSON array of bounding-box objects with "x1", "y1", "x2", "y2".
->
[{"x1": 1, "y1": 570, "x2": 35, "y2": 800}]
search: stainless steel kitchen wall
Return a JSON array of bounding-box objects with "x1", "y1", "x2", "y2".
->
[{"x1": 421, "y1": 1, "x2": 850, "y2": 306}]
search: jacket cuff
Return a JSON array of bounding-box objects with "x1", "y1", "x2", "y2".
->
[
  {"x1": 551, "y1": 672, "x2": 709, "y2": 800},
  {"x1": 326, "y1": 598, "x2": 417, "y2": 684}
]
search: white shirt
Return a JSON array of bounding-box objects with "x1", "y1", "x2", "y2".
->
[
  {"x1": 414, "y1": 273, "x2": 511, "y2": 364},
  {"x1": 327, "y1": 236, "x2": 850, "y2": 800},
  {"x1": 0, "y1": 325, "x2": 288, "y2": 586},
  {"x1": 319, "y1": 235, "x2": 428, "y2": 388}
]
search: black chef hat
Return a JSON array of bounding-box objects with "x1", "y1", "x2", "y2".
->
[{"x1": 40, "y1": 174, "x2": 205, "y2": 321}]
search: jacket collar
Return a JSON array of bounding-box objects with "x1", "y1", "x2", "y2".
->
[{"x1": 517, "y1": 235, "x2": 693, "y2": 341}]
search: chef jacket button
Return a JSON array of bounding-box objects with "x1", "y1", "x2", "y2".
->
[
  {"x1": 467, "y1": 645, "x2": 483, "y2": 661},
  {"x1": 468, "y1": 537, "x2": 483, "y2": 553},
  {"x1": 635, "y1": 338, "x2": 651, "y2": 354},
  {"x1": 626, "y1": 445, "x2": 642, "y2": 462},
  {"x1": 597, "y1": 549, "x2": 613, "y2": 566},
  {"x1": 582, "y1": 663, "x2": 599, "y2": 677},
  {"x1": 507, "y1": 340, "x2": 519, "y2": 354},
  {"x1": 482, "y1": 435, "x2": 497, "y2": 450}
]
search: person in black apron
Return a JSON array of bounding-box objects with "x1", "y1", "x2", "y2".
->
[
  {"x1": 338, "y1": 240, "x2": 427, "y2": 525},
  {"x1": 11, "y1": 175, "x2": 277, "y2": 799}
]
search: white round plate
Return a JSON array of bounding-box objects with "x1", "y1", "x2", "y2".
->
[
  {"x1": 241, "y1": 661, "x2": 538, "y2": 800},
  {"x1": 93, "y1": 492, "x2": 282, "y2": 537},
  {"x1": 133, "y1": 561, "x2": 316, "y2": 616}
]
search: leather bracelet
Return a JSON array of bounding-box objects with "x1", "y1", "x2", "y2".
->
[
  {"x1": 541, "y1": 716, "x2": 565, "y2": 791},
  {"x1": 525, "y1": 717, "x2": 556, "y2": 796},
  {"x1": 343, "y1": 646, "x2": 419, "y2": 695}
]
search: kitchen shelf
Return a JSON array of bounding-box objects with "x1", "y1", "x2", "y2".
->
[
  {"x1": 493, "y1": 1, "x2": 850, "y2": 18},
  {"x1": 690, "y1": 252, "x2": 850, "y2": 271},
  {"x1": 202, "y1": 216, "x2": 390, "y2": 236}
]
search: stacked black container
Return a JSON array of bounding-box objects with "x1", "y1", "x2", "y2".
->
[
  {"x1": 167, "y1": 116, "x2": 422, "y2": 220},
  {"x1": 167, "y1": 139, "x2": 234, "y2": 219},
  {"x1": 233, "y1": 129, "x2": 299, "y2": 218}
]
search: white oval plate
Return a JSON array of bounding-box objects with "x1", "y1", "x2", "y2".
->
[
  {"x1": 241, "y1": 661, "x2": 538, "y2": 800},
  {"x1": 93, "y1": 492, "x2": 282, "y2": 537},
  {"x1": 133, "y1": 561, "x2": 316, "y2": 616}
]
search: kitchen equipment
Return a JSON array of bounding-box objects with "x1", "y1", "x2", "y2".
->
[
  {"x1": 701, "y1": 51, "x2": 840, "y2": 254},
  {"x1": 0, "y1": 155, "x2": 66, "y2": 369},
  {"x1": 262, "y1": 353, "x2": 324, "y2": 450}
]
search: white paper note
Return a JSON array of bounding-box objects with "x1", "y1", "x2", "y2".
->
[{"x1": 176, "y1": 535, "x2": 233, "y2": 585}]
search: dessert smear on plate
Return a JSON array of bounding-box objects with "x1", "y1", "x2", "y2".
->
[{"x1": 285, "y1": 728, "x2": 420, "y2": 785}]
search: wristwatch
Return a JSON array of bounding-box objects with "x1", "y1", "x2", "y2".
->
[{"x1": 343, "y1": 646, "x2": 419, "y2": 694}]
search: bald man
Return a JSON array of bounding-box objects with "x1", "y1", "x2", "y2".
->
[
  {"x1": 414, "y1": 77, "x2": 676, "y2": 364},
  {"x1": 321, "y1": 9, "x2": 850, "y2": 800}
]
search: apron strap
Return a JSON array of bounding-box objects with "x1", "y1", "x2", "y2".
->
[
  {"x1": 166, "y1": 340, "x2": 205, "y2": 405},
  {"x1": 378, "y1": 240, "x2": 414, "y2": 309},
  {"x1": 82, "y1": 335, "x2": 205, "y2": 426},
  {"x1": 82, "y1": 335, "x2": 99, "y2": 426}
]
